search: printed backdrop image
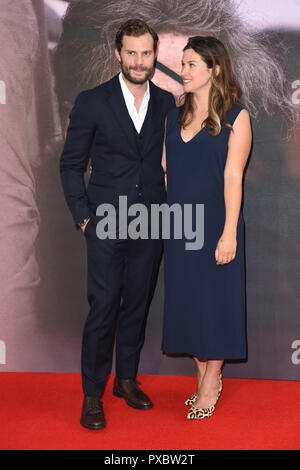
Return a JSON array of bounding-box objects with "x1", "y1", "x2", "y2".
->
[{"x1": 0, "y1": 0, "x2": 299, "y2": 380}]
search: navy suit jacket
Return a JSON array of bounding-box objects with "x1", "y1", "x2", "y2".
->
[{"x1": 60, "y1": 74, "x2": 176, "y2": 225}]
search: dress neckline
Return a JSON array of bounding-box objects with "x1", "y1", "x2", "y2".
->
[{"x1": 180, "y1": 125, "x2": 206, "y2": 144}]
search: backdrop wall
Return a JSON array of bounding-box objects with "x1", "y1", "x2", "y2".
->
[{"x1": 0, "y1": 0, "x2": 299, "y2": 380}]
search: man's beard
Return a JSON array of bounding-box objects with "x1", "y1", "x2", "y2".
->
[{"x1": 120, "y1": 60, "x2": 154, "y2": 85}]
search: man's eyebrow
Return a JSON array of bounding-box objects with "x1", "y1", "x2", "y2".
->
[
  {"x1": 156, "y1": 61, "x2": 183, "y2": 84},
  {"x1": 125, "y1": 49, "x2": 153, "y2": 52}
]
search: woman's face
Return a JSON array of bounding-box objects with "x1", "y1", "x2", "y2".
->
[{"x1": 180, "y1": 48, "x2": 213, "y2": 95}]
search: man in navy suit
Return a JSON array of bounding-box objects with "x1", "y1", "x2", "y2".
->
[{"x1": 60, "y1": 19, "x2": 175, "y2": 429}]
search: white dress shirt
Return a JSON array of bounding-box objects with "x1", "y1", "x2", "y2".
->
[{"x1": 118, "y1": 72, "x2": 150, "y2": 133}]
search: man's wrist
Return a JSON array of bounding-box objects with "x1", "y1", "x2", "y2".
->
[{"x1": 78, "y1": 217, "x2": 90, "y2": 228}]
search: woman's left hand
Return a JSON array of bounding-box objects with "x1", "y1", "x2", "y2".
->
[{"x1": 215, "y1": 233, "x2": 237, "y2": 265}]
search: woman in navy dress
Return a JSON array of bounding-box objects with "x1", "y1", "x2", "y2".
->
[{"x1": 162, "y1": 36, "x2": 252, "y2": 419}]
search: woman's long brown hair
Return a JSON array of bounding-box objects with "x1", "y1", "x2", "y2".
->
[{"x1": 179, "y1": 36, "x2": 241, "y2": 136}]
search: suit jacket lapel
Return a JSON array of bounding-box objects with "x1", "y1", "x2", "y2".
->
[
  {"x1": 139, "y1": 81, "x2": 159, "y2": 155},
  {"x1": 107, "y1": 75, "x2": 139, "y2": 155}
]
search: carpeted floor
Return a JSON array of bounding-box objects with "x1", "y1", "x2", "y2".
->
[{"x1": 0, "y1": 372, "x2": 299, "y2": 450}]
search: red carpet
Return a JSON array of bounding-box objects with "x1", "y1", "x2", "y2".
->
[{"x1": 0, "y1": 372, "x2": 299, "y2": 450}]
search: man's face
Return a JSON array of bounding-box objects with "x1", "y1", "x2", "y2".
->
[{"x1": 115, "y1": 33, "x2": 156, "y2": 85}]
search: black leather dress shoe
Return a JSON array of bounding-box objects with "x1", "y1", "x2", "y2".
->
[
  {"x1": 113, "y1": 377, "x2": 153, "y2": 409},
  {"x1": 80, "y1": 396, "x2": 106, "y2": 430}
]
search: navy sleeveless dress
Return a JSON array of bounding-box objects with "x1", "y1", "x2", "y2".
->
[{"x1": 162, "y1": 104, "x2": 247, "y2": 360}]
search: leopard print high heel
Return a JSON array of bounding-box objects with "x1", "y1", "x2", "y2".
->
[
  {"x1": 186, "y1": 373, "x2": 223, "y2": 419},
  {"x1": 185, "y1": 392, "x2": 198, "y2": 406},
  {"x1": 185, "y1": 372, "x2": 222, "y2": 406}
]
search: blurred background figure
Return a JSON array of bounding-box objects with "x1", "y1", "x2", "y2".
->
[{"x1": 0, "y1": 0, "x2": 57, "y2": 369}]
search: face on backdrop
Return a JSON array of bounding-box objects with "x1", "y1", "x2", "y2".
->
[
  {"x1": 152, "y1": 33, "x2": 189, "y2": 97},
  {"x1": 152, "y1": 34, "x2": 221, "y2": 100},
  {"x1": 115, "y1": 32, "x2": 156, "y2": 85}
]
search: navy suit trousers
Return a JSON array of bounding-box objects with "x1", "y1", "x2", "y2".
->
[{"x1": 81, "y1": 213, "x2": 162, "y2": 396}]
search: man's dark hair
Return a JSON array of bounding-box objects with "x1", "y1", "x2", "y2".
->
[{"x1": 115, "y1": 19, "x2": 158, "y2": 53}]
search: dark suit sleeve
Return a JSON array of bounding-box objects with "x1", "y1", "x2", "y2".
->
[
  {"x1": 168, "y1": 92, "x2": 176, "y2": 111},
  {"x1": 60, "y1": 91, "x2": 96, "y2": 225}
]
